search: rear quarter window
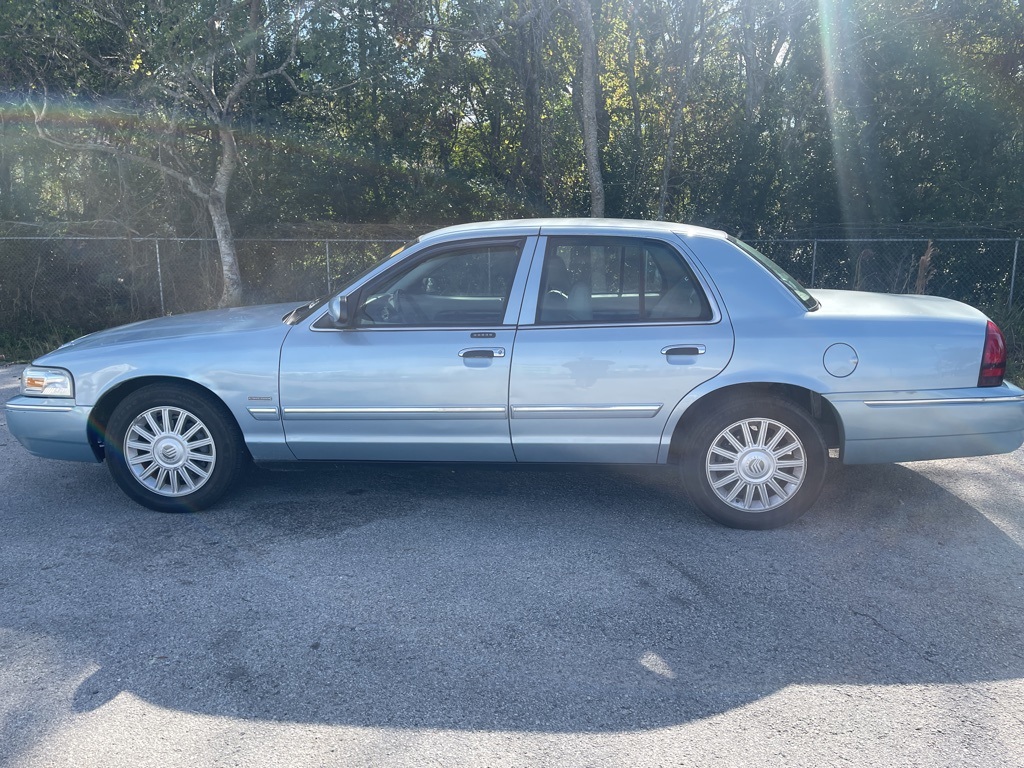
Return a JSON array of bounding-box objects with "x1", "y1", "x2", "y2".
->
[{"x1": 729, "y1": 237, "x2": 819, "y2": 311}]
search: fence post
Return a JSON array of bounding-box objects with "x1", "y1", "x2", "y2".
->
[
  {"x1": 326, "y1": 240, "x2": 332, "y2": 294},
  {"x1": 1010, "y1": 239, "x2": 1019, "y2": 310},
  {"x1": 154, "y1": 239, "x2": 166, "y2": 316},
  {"x1": 811, "y1": 239, "x2": 818, "y2": 288}
]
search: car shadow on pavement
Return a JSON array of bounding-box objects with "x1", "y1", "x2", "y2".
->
[{"x1": 2, "y1": 452, "x2": 1024, "y2": 747}]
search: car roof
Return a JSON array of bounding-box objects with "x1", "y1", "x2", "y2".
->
[{"x1": 417, "y1": 218, "x2": 729, "y2": 244}]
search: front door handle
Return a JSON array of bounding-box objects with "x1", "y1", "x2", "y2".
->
[
  {"x1": 459, "y1": 347, "x2": 506, "y2": 359},
  {"x1": 662, "y1": 344, "x2": 706, "y2": 357}
]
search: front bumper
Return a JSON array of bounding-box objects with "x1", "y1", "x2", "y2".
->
[
  {"x1": 826, "y1": 384, "x2": 1024, "y2": 464},
  {"x1": 5, "y1": 397, "x2": 101, "y2": 463}
]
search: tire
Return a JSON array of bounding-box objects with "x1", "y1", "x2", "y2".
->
[
  {"x1": 105, "y1": 384, "x2": 247, "y2": 512},
  {"x1": 680, "y1": 395, "x2": 827, "y2": 530}
]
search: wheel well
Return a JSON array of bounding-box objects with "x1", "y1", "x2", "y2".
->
[
  {"x1": 668, "y1": 382, "x2": 842, "y2": 463},
  {"x1": 87, "y1": 376, "x2": 239, "y2": 461}
]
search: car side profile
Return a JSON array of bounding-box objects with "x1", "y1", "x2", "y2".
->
[{"x1": 7, "y1": 219, "x2": 1024, "y2": 528}]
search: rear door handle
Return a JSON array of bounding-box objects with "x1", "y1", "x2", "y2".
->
[
  {"x1": 459, "y1": 347, "x2": 506, "y2": 359},
  {"x1": 662, "y1": 345, "x2": 706, "y2": 356}
]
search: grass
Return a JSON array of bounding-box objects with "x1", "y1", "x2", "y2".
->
[{"x1": 0, "y1": 326, "x2": 85, "y2": 365}]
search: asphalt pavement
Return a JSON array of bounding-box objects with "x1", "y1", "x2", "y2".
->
[{"x1": 1, "y1": 363, "x2": 1023, "y2": 767}]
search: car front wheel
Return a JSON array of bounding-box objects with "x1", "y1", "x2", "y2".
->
[
  {"x1": 105, "y1": 384, "x2": 247, "y2": 512},
  {"x1": 681, "y1": 395, "x2": 827, "y2": 529}
]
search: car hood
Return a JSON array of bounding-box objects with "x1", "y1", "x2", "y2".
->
[
  {"x1": 41, "y1": 303, "x2": 298, "y2": 356},
  {"x1": 808, "y1": 289, "x2": 987, "y2": 323}
]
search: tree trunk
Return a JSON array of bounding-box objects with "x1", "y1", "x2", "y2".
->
[
  {"x1": 571, "y1": 0, "x2": 605, "y2": 218},
  {"x1": 521, "y1": 16, "x2": 548, "y2": 211},
  {"x1": 626, "y1": 6, "x2": 642, "y2": 149},
  {"x1": 655, "y1": 0, "x2": 705, "y2": 221},
  {"x1": 0, "y1": 117, "x2": 11, "y2": 222},
  {"x1": 208, "y1": 195, "x2": 243, "y2": 308},
  {"x1": 210, "y1": 125, "x2": 243, "y2": 308},
  {"x1": 658, "y1": 101, "x2": 684, "y2": 221}
]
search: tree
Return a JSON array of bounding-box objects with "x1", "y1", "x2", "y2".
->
[
  {"x1": 570, "y1": 0, "x2": 605, "y2": 217},
  {"x1": 651, "y1": 0, "x2": 715, "y2": 220},
  {"x1": 3, "y1": 0, "x2": 1024, "y2": 267},
  {"x1": 23, "y1": 0, "x2": 317, "y2": 307}
]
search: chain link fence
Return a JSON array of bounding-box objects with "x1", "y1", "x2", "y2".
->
[
  {"x1": 749, "y1": 238, "x2": 1021, "y2": 312},
  {"x1": 0, "y1": 236, "x2": 406, "y2": 358},
  {"x1": 1, "y1": 234, "x2": 1021, "y2": 359}
]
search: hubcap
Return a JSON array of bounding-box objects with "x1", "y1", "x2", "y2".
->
[
  {"x1": 123, "y1": 406, "x2": 216, "y2": 497},
  {"x1": 705, "y1": 418, "x2": 806, "y2": 512}
]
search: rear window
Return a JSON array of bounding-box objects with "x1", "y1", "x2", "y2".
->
[{"x1": 730, "y1": 237, "x2": 819, "y2": 311}]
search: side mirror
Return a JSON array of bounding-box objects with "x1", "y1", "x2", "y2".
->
[{"x1": 327, "y1": 294, "x2": 352, "y2": 327}]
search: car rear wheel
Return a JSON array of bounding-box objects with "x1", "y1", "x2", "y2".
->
[
  {"x1": 105, "y1": 384, "x2": 247, "y2": 512},
  {"x1": 681, "y1": 395, "x2": 827, "y2": 529}
]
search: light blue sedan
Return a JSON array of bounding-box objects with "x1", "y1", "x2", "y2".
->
[{"x1": 7, "y1": 220, "x2": 1024, "y2": 528}]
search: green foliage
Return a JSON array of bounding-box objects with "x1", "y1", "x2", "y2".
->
[
  {"x1": 1, "y1": 0, "x2": 1022, "y2": 235},
  {"x1": 0, "y1": 326, "x2": 84, "y2": 364}
]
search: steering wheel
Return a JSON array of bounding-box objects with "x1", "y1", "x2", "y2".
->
[{"x1": 390, "y1": 289, "x2": 429, "y2": 324}]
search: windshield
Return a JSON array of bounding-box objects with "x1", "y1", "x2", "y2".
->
[
  {"x1": 730, "y1": 237, "x2": 819, "y2": 311},
  {"x1": 282, "y1": 240, "x2": 418, "y2": 324}
]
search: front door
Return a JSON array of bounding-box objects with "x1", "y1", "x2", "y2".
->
[{"x1": 279, "y1": 238, "x2": 533, "y2": 461}]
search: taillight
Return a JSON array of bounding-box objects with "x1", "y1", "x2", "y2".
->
[{"x1": 978, "y1": 320, "x2": 1006, "y2": 387}]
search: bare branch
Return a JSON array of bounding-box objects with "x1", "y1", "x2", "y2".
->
[{"x1": 29, "y1": 91, "x2": 211, "y2": 200}]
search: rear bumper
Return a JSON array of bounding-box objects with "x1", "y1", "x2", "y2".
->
[
  {"x1": 825, "y1": 385, "x2": 1024, "y2": 464},
  {"x1": 5, "y1": 397, "x2": 101, "y2": 463}
]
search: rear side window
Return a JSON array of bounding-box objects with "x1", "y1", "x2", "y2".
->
[{"x1": 537, "y1": 236, "x2": 712, "y2": 324}]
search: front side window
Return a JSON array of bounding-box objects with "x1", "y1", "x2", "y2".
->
[
  {"x1": 537, "y1": 237, "x2": 712, "y2": 324},
  {"x1": 357, "y1": 242, "x2": 522, "y2": 327}
]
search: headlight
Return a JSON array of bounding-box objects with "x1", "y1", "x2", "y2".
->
[{"x1": 21, "y1": 367, "x2": 75, "y2": 398}]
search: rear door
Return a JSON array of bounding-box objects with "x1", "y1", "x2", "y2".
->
[{"x1": 509, "y1": 232, "x2": 734, "y2": 463}]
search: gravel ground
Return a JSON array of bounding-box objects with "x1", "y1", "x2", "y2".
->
[{"x1": 2, "y1": 363, "x2": 1023, "y2": 767}]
